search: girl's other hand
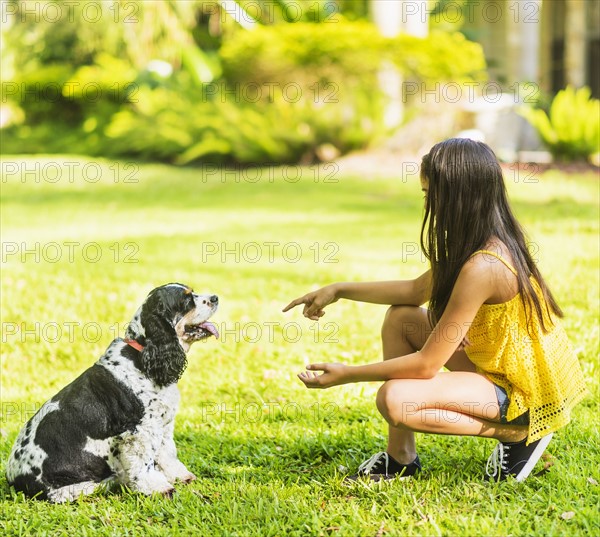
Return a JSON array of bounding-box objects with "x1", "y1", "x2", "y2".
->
[
  {"x1": 282, "y1": 284, "x2": 339, "y2": 320},
  {"x1": 298, "y1": 363, "x2": 349, "y2": 389}
]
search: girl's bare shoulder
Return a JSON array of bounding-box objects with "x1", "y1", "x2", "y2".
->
[{"x1": 465, "y1": 239, "x2": 519, "y2": 303}]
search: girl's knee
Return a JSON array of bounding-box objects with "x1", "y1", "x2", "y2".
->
[
  {"x1": 376, "y1": 381, "x2": 393, "y2": 417},
  {"x1": 376, "y1": 380, "x2": 414, "y2": 427},
  {"x1": 382, "y1": 306, "x2": 428, "y2": 351},
  {"x1": 382, "y1": 305, "x2": 418, "y2": 333}
]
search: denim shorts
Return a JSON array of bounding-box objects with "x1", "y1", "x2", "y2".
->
[{"x1": 494, "y1": 384, "x2": 530, "y2": 425}]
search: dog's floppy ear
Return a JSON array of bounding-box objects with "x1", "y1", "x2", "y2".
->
[{"x1": 140, "y1": 296, "x2": 187, "y2": 387}]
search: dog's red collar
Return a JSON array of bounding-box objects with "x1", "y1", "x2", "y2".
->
[{"x1": 124, "y1": 339, "x2": 144, "y2": 352}]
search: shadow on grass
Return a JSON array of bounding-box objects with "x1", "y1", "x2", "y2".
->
[{"x1": 0, "y1": 423, "x2": 490, "y2": 505}]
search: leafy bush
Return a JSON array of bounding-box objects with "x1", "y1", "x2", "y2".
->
[
  {"x1": 109, "y1": 19, "x2": 487, "y2": 165},
  {"x1": 103, "y1": 75, "x2": 384, "y2": 164},
  {"x1": 390, "y1": 30, "x2": 487, "y2": 82},
  {"x1": 2, "y1": 14, "x2": 486, "y2": 164},
  {"x1": 220, "y1": 21, "x2": 385, "y2": 86},
  {"x1": 518, "y1": 86, "x2": 600, "y2": 162},
  {"x1": 221, "y1": 22, "x2": 485, "y2": 88},
  {"x1": 6, "y1": 64, "x2": 77, "y2": 124}
]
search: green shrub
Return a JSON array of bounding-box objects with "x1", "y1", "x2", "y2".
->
[
  {"x1": 205, "y1": 20, "x2": 485, "y2": 164},
  {"x1": 518, "y1": 86, "x2": 600, "y2": 162},
  {"x1": 390, "y1": 30, "x2": 487, "y2": 82},
  {"x1": 2, "y1": 15, "x2": 486, "y2": 164},
  {"x1": 220, "y1": 22, "x2": 486, "y2": 88},
  {"x1": 7, "y1": 64, "x2": 78, "y2": 124},
  {"x1": 103, "y1": 77, "x2": 383, "y2": 164},
  {"x1": 218, "y1": 21, "x2": 390, "y2": 162},
  {"x1": 220, "y1": 20, "x2": 385, "y2": 86}
]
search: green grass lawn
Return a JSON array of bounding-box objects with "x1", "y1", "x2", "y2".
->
[{"x1": 1, "y1": 156, "x2": 598, "y2": 536}]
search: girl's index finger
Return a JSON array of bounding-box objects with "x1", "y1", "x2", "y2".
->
[{"x1": 282, "y1": 297, "x2": 305, "y2": 312}]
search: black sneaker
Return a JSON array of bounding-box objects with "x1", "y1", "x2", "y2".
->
[
  {"x1": 485, "y1": 433, "x2": 553, "y2": 482},
  {"x1": 346, "y1": 452, "x2": 421, "y2": 483}
]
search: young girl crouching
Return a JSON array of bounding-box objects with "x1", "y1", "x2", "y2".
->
[{"x1": 284, "y1": 138, "x2": 588, "y2": 482}]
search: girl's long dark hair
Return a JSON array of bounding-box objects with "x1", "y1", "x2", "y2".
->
[{"x1": 419, "y1": 138, "x2": 562, "y2": 331}]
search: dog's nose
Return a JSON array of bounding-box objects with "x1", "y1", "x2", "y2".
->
[{"x1": 210, "y1": 295, "x2": 218, "y2": 304}]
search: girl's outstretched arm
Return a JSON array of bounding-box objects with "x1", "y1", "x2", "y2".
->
[
  {"x1": 283, "y1": 270, "x2": 431, "y2": 320},
  {"x1": 298, "y1": 258, "x2": 495, "y2": 388},
  {"x1": 335, "y1": 270, "x2": 431, "y2": 306}
]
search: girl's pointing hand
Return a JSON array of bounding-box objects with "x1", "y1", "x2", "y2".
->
[{"x1": 282, "y1": 284, "x2": 339, "y2": 321}]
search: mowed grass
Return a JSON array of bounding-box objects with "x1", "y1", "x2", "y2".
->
[{"x1": 0, "y1": 156, "x2": 598, "y2": 537}]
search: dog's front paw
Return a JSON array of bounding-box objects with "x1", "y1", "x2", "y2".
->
[
  {"x1": 180, "y1": 471, "x2": 196, "y2": 484},
  {"x1": 131, "y1": 470, "x2": 175, "y2": 497},
  {"x1": 159, "y1": 459, "x2": 196, "y2": 484},
  {"x1": 162, "y1": 487, "x2": 176, "y2": 499}
]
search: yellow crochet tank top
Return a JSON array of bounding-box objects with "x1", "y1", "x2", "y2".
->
[{"x1": 464, "y1": 250, "x2": 588, "y2": 444}]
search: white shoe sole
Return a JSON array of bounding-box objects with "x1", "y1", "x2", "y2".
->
[{"x1": 514, "y1": 432, "x2": 553, "y2": 482}]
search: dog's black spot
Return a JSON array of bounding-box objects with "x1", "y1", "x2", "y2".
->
[
  {"x1": 9, "y1": 472, "x2": 48, "y2": 500},
  {"x1": 32, "y1": 467, "x2": 41, "y2": 476},
  {"x1": 23, "y1": 365, "x2": 144, "y2": 492},
  {"x1": 13, "y1": 450, "x2": 21, "y2": 460}
]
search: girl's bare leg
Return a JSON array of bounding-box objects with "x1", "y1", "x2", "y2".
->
[
  {"x1": 376, "y1": 372, "x2": 528, "y2": 442},
  {"x1": 382, "y1": 306, "x2": 433, "y2": 463},
  {"x1": 377, "y1": 306, "x2": 526, "y2": 464}
]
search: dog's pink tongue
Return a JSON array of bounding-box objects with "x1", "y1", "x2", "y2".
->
[{"x1": 200, "y1": 322, "x2": 219, "y2": 339}]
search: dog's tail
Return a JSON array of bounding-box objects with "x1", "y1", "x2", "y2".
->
[{"x1": 8, "y1": 472, "x2": 50, "y2": 501}]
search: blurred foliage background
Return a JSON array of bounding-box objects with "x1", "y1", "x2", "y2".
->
[{"x1": 1, "y1": 0, "x2": 487, "y2": 164}]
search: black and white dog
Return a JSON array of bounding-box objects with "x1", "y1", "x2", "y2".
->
[{"x1": 6, "y1": 283, "x2": 219, "y2": 503}]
